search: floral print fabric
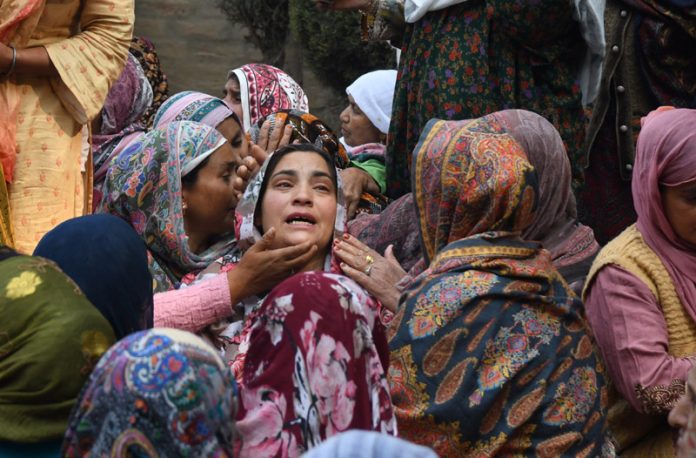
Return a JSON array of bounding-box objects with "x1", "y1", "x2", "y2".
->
[
  {"x1": 99, "y1": 121, "x2": 237, "y2": 291},
  {"x1": 62, "y1": 328, "x2": 237, "y2": 457},
  {"x1": 235, "y1": 272, "x2": 396, "y2": 457},
  {"x1": 386, "y1": 0, "x2": 588, "y2": 197},
  {"x1": 386, "y1": 115, "x2": 612, "y2": 456}
]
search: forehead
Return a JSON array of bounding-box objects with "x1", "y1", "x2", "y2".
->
[
  {"x1": 274, "y1": 151, "x2": 331, "y2": 175},
  {"x1": 206, "y1": 142, "x2": 236, "y2": 165},
  {"x1": 225, "y1": 76, "x2": 240, "y2": 91}
]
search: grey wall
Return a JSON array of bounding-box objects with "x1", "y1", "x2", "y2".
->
[{"x1": 134, "y1": 0, "x2": 344, "y2": 129}]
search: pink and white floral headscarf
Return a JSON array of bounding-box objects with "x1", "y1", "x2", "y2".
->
[{"x1": 229, "y1": 63, "x2": 309, "y2": 132}]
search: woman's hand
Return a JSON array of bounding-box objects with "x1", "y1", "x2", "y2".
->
[
  {"x1": 334, "y1": 234, "x2": 406, "y2": 312},
  {"x1": 233, "y1": 142, "x2": 269, "y2": 200},
  {"x1": 228, "y1": 228, "x2": 318, "y2": 301},
  {"x1": 314, "y1": 0, "x2": 371, "y2": 11},
  {"x1": 339, "y1": 167, "x2": 380, "y2": 219},
  {"x1": 256, "y1": 118, "x2": 293, "y2": 154}
]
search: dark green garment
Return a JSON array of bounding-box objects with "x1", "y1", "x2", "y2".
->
[
  {"x1": 0, "y1": 255, "x2": 115, "y2": 443},
  {"x1": 387, "y1": 0, "x2": 588, "y2": 198}
]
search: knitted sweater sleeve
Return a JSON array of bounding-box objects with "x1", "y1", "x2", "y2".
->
[
  {"x1": 585, "y1": 265, "x2": 694, "y2": 414},
  {"x1": 153, "y1": 273, "x2": 233, "y2": 332}
]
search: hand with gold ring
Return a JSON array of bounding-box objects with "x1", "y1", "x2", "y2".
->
[{"x1": 334, "y1": 234, "x2": 407, "y2": 312}]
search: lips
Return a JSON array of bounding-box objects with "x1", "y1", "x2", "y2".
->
[{"x1": 285, "y1": 212, "x2": 316, "y2": 226}]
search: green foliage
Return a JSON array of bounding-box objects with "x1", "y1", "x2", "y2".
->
[{"x1": 289, "y1": 0, "x2": 395, "y2": 93}]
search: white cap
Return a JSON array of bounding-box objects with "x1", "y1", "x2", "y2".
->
[{"x1": 346, "y1": 70, "x2": 398, "y2": 134}]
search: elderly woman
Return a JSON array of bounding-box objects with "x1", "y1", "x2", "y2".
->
[
  {"x1": 583, "y1": 108, "x2": 696, "y2": 455},
  {"x1": 339, "y1": 70, "x2": 398, "y2": 214},
  {"x1": 223, "y1": 63, "x2": 309, "y2": 132},
  {"x1": 337, "y1": 112, "x2": 611, "y2": 455}
]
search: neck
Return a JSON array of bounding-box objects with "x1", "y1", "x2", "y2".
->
[
  {"x1": 299, "y1": 249, "x2": 328, "y2": 273},
  {"x1": 186, "y1": 231, "x2": 211, "y2": 255}
]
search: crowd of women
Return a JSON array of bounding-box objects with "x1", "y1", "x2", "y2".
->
[{"x1": 1, "y1": 0, "x2": 696, "y2": 456}]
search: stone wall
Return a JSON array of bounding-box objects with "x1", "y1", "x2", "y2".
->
[{"x1": 134, "y1": 0, "x2": 344, "y2": 130}]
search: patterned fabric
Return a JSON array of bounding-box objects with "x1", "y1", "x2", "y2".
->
[
  {"x1": 5, "y1": 0, "x2": 133, "y2": 254},
  {"x1": 347, "y1": 192, "x2": 423, "y2": 271},
  {"x1": 235, "y1": 272, "x2": 396, "y2": 457},
  {"x1": 62, "y1": 329, "x2": 237, "y2": 457},
  {"x1": 0, "y1": 255, "x2": 115, "y2": 443},
  {"x1": 99, "y1": 121, "x2": 236, "y2": 292},
  {"x1": 251, "y1": 110, "x2": 389, "y2": 215},
  {"x1": 230, "y1": 63, "x2": 309, "y2": 132},
  {"x1": 388, "y1": 116, "x2": 611, "y2": 456},
  {"x1": 96, "y1": 53, "x2": 153, "y2": 137},
  {"x1": 34, "y1": 214, "x2": 154, "y2": 340},
  {"x1": 621, "y1": 0, "x2": 696, "y2": 107},
  {"x1": 153, "y1": 90, "x2": 237, "y2": 130},
  {"x1": 386, "y1": 0, "x2": 588, "y2": 198},
  {"x1": 92, "y1": 52, "x2": 153, "y2": 207},
  {"x1": 495, "y1": 109, "x2": 599, "y2": 292},
  {"x1": 128, "y1": 36, "x2": 169, "y2": 128}
]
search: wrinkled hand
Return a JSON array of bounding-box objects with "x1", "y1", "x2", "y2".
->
[
  {"x1": 334, "y1": 234, "x2": 406, "y2": 312},
  {"x1": 339, "y1": 167, "x2": 380, "y2": 219},
  {"x1": 229, "y1": 228, "x2": 318, "y2": 299},
  {"x1": 256, "y1": 118, "x2": 293, "y2": 154},
  {"x1": 314, "y1": 0, "x2": 370, "y2": 10}
]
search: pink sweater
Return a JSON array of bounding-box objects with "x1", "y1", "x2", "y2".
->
[{"x1": 153, "y1": 273, "x2": 233, "y2": 332}]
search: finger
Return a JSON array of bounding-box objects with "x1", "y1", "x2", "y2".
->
[
  {"x1": 250, "y1": 144, "x2": 268, "y2": 165},
  {"x1": 335, "y1": 235, "x2": 367, "y2": 257},
  {"x1": 279, "y1": 124, "x2": 293, "y2": 148},
  {"x1": 249, "y1": 227, "x2": 276, "y2": 252},
  {"x1": 342, "y1": 233, "x2": 370, "y2": 252},
  {"x1": 283, "y1": 244, "x2": 319, "y2": 268},
  {"x1": 384, "y1": 244, "x2": 399, "y2": 263},
  {"x1": 347, "y1": 198, "x2": 359, "y2": 220},
  {"x1": 236, "y1": 164, "x2": 250, "y2": 181},
  {"x1": 334, "y1": 242, "x2": 367, "y2": 270},
  {"x1": 267, "y1": 120, "x2": 285, "y2": 151},
  {"x1": 340, "y1": 262, "x2": 374, "y2": 290},
  {"x1": 233, "y1": 176, "x2": 245, "y2": 195},
  {"x1": 272, "y1": 240, "x2": 315, "y2": 260},
  {"x1": 257, "y1": 119, "x2": 271, "y2": 150}
]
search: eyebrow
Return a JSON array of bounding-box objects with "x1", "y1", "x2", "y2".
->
[
  {"x1": 271, "y1": 169, "x2": 333, "y2": 180},
  {"x1": 219, "y1": 160, "x2": 239, "y2": 171}
]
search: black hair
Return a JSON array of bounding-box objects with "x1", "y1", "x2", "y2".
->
[
  {"x1": 181, "y1": 154, "x2": 213, "y2": 187},
  {"x1": 254, "y1": 143, "x2": 338, "y2": 225}
]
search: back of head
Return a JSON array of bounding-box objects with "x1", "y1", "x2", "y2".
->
[
  {"x1": 62, "y1": 328, "x2": 236, "y2": 457},
  {"x1": 411, "y1": 115, "x2": 538, "y2": 263},
  {"x1": 34, "y1": 214, "x2": 153, "y2": 339},
  {"x1": 152, "y1": 90, "x2": 238, "y2": 130},
  {"x1": 494, "y1": 109, "x2": 576, "y2": 242},
  {"x1": 0, "y1": 255, "x2": 115, "y2": 443}
]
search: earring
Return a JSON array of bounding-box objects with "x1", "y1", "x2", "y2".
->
[{"x1": 182, "y1": 202, "x2": 188, "y2": 213}]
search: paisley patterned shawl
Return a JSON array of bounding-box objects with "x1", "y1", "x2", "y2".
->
[
  {"x1": 99, "y1": 121, "x2": 238, "y2": 292},
  {"x1": 388, "y1": 115, "x2": 611, "y2": 456},
  {"x1": 62, "y1": 329, "x2": 237, "y2": 457}
]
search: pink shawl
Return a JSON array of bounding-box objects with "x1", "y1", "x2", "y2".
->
[{"x1": 633, "y1": 107, "x2": 696, "y2": 320}]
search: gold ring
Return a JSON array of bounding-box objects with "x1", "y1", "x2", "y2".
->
[{"x1": 365, "y1": 254, "x2": 374, "y2": 265}]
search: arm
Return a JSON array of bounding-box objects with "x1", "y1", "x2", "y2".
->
[
  {"x1": 43, "y1": 0, "x2": 134, "y2": 124},
  {"x1": 0, "y1": 44, "x2": 57, "y2": 77},
  {"x1": 585, "y1": 265, "x2": 694, "y2": 414},
  {"x1": 154, "y1": 273, "x2": 233, "y2": 332}
]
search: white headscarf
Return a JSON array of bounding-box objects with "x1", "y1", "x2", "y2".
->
[{"x1": 346, "y1": 70, "x2": 398, "y2": 134}]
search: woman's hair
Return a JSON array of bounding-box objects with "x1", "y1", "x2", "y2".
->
[
  {"x1": 254, "y1": 143, "x2": 338, "y2": 225},
  {"x1": 181, "y1": 155, "x2": 212, "y2": 187}
]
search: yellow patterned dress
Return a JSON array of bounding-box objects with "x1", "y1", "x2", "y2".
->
[{"x1": 1, "y1": 0, "x2": 133, "y2": 253}]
